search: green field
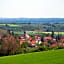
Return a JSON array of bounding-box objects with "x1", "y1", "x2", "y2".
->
[
  {"x1": 0, "y1": 24, "x2": 64, "y2": 35},
  {"x1": 14, "y1": 31, "x2": 64, "y2": 35},
  {"x1": 0, "y1": 49, "x2": 64, "y2": 64}
]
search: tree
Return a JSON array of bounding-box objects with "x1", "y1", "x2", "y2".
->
[
  {"x1": 7, "y1": 29, "x2": 11, "y2": 35},
  {"x1": 51, "y1": 31, "x2": 54, "y2": 38},
  {"x1": 41, "y1": 37, "x2": 44, "y2": 42},
  {"x1": 0, "y1": 35, "x2": 20, "y2": 56},
  {"x1": 56, "y1": 34, "x2": 61, "y2": 41},
  {"x1": 11, "y1": 31, "x2": 14, "y2": 36},
  {"x1": 21, "y1": 41, "x2": 29, "y2": 48}
]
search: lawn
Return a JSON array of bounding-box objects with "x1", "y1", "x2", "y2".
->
[
  {"x1": 0, "y1": 24, "x2": 49, "y2": 28},
  {"x1": 13, "y1": 31, "x2": 64, "y2": 35},
  {"x1": 0, "y1": 49, "x2": 64, "y2": 64}
]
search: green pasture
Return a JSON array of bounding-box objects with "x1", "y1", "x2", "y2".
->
[
  {"x1": 0, "y1": 49, "x2": 64, "y2": 64},
  {"x1": 0, "y1": 24, "x2": 50, "y2": 28},
  {"x1": 13, "y1": 31, "x2": 64, "y2": 35}
]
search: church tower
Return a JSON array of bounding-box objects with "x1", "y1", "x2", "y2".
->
[{"x1": 24, "y1": 30, "x2": 26, "y2": 39}]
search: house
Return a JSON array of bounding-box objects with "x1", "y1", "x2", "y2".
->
[
  {"x1": 20, "y1": 40, "x2": 23, "y2": 45},
  {"x1": 28, "y1": 37, "x2": 32, "y2": 41},
  {"x1": 30, "y1": 40, "x2": 36, "y2": 46},
  {"x1": 58, "y1": 43, "x2": 63, "y2": 46},
  {"x1": 60, "y1": 38, "x2": 64, "y2": 42},
  {"x1": 43, "y1": 36, "x2": 52, "y2": 42},
  {"x1": 20, "y1": 36, "x2": 25, "y2": 40},
  {"x1": 34, "y1": 35, "x2": 38, "y2": 40},
  {"x1": 50, "y1": 43, "x2": 57, "y2": 47}
]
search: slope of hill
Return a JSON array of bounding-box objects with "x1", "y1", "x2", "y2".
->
[{"x1": 0, "y1": 49, "x2": 64, "y2": 64}]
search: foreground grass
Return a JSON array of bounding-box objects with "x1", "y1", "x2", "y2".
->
[{"x1": 0, "y1": 49, "x2": 64, "y2": 64}]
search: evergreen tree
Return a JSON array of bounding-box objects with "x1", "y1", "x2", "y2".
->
[
  {"x1": 7, "y1": 29, "x2": 11, "y2": 35},
  {"x1": 51, "y1": 31, "x2": 54, "y2": 38},
  {"x1": 11, "y1": 31, "x2": 14, "y2": 36}
]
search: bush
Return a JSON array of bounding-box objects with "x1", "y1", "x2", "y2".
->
[
  {"x1": 21, "y1": 41, "x2": 29, "y2": 48},
  {"x1": 48, "y1": 46, "x2": 58, "y2": 50},
  {"x1": 28, "y1": 45, "x2": 48, "y2": 53},
  {"x1": 30, "y1": 47, "x2": 39, "y2": 52},
  {"x1": 20, "y1": 47, "x2": 32, "y2": 53},
  {"x1": 38, "y1": 45, "x2": 48, "y2": 51},
  {"x1": 57, "y1": 46, "x2": 64, "y2": 49}
]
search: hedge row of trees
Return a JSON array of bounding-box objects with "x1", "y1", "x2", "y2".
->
[{"x1": 0, "y1": 35, "x2": 21, "y2": 56}]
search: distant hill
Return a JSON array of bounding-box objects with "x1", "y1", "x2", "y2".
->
[{"x1": 0, "y1": 18, "x2": 64, "y2": 24}]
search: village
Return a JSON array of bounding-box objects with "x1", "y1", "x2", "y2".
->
[
  {"x1": 0, "y1": 29, "x2": 64, "y2": 56},
  {"x1": 19, "y1": 30, "x2": 64, "y2": 48}
]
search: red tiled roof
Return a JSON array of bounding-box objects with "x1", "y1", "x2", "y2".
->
[
  {"x1": 31, "y1": 40, "x2": 36, "y2": 44},
  {"x1": 43, "y1": 42, "x2": 47, "y2": 45},
  {"x1": 20, "y1": 40, "x2": 23, "y2": 45},
  {"x1": 44, "y1": 37, "x2": 52, "y2": 41},
  {"x1": 58, "y1": 43, "x2": 63, "y2": 46},
  {"x1": 20, "y1": 36, "x2": 24, "y2": 39},
  {"x1": 61, "y1": 39, "x2": 64, "y2": 42},
  {"x1": 34, "y1": 36, "x2": 38, "y2": 39},
  {"x1": 28, "y1": 37, "x2": 32, "y2": 41},
  {"x1": 50, "y1": 44, "x2": 57, "y2": 47}
]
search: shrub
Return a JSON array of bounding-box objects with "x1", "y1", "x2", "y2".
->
[
  {"x1": 48, "y1": 46, "x2": 58, "y2": 50},
  {"x1": 20, "y1": 47, "x2": 32, "y2": 53},
  {"x1": 21, "y1": 41, "x2": 29, "y2": 48},
  {"x1": 29, "y1": 45, "x2": 48, "y2": 53},
  {"x1": 57, "y1": 46, "x2": 64, "y2": 49},
  {"x1": 38, "y1": 45, "x2": 48, "y2": 51},
  {"x1": 30, "y1": 47, "x2": 39, "y2": 52}
]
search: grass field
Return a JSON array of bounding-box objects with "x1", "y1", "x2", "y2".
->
[
  {"x1": 0, "y1": 49, "x2": 64, "y2": 64},
  {"x1": 0, "y1": 24, "x2": 51, "y2": 28},
  {"x1": 14, "y1": 31, "x2": 64, "y2": 35},
  {"x1": 0, "y1": 24, "x2": 64, "y2": 35}
]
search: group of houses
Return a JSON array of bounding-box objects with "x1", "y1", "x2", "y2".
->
[
  {"x1": 20, "y1": 31, "x2": 41, "y2": 47},
  {"x1": 19, "y1": 31, "x2": 64, "y2": 47},
  {"x1": 0, "y1": 29, "x2": 64, "y2": 48}
]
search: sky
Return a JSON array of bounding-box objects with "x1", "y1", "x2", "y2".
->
[{"x1": 0, "y1": 0, "x2": 64, "y2": 18}]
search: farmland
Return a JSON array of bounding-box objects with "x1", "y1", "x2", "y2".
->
[
  {"x1": 0, "y1": 23, "x2": 64, "y2": 35},
  {"x1": 0, "y1": 49, "x2": 64, "y2": 64},
  {"x1": 14, "y1": 31, "x2": 64, "y2": 35}
]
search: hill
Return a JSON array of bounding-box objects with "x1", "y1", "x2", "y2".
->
[
  {"x1": 0, "y1": 18, "x2": 64, "y2": 24},
  {"x1": 0, "y1": 49, "x2": 64, "y2": 64}
]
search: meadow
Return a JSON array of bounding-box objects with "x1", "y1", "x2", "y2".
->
[
  {"x1": 14, "y1": 31, "x2": 64, "y2": 35},
  {"x1": 0, "y1": 24, "x2": 64, "y2": 35},
  {"x1": 0, "y1": 49, "x2": 64, "y2": 64}
]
